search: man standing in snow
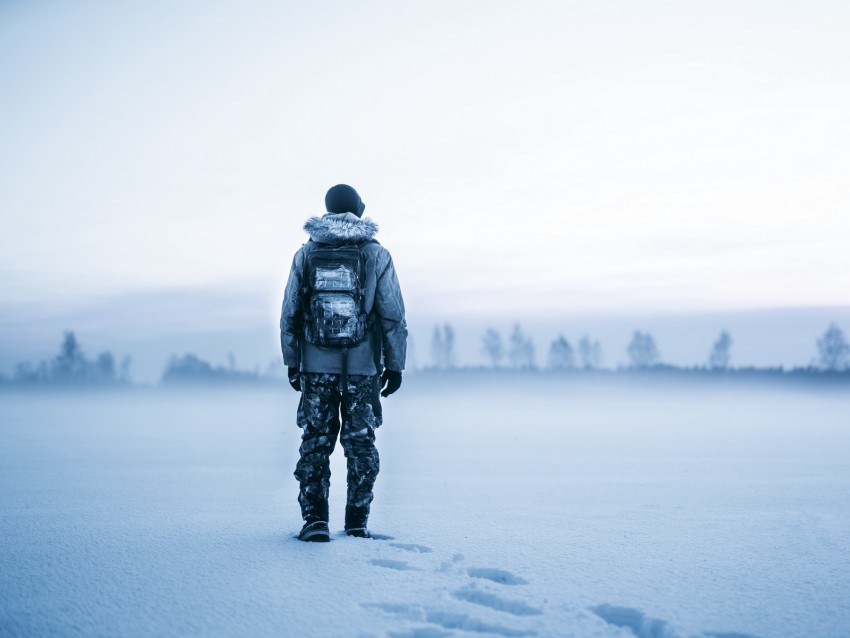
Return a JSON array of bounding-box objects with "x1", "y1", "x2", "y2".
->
[{"x1": 280, "y1": 184, "x2": 407, "y2": 542}]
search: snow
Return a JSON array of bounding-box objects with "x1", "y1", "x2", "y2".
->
[{"x1": 1, "y1": 376, "x2": 849, "y2": 638}]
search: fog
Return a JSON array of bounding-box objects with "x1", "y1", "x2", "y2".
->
[
  {"x1": 2, "y1": 289, "x2": 849, "y2": 383},
  {"x1": 2, "y1": 377, "x2": 848, "y2": 637}
]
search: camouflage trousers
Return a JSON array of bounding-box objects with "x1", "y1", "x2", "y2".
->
[{"x1": 294, "y1": 373, "x2": 382, "y2": 523}]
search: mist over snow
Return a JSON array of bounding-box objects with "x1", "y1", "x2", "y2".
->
[{"x1": 1, "y1": 288, "x2": 848, "y2": 382}]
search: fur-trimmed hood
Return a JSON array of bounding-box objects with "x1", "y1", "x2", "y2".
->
[{"x1": 304, "y1": 213, "x2": 379, "y2": 245}]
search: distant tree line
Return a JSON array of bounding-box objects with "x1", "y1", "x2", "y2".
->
[
  {"x1": 817, "y1": 324, "x2": 850, "y2": 371},
  {"x1": 427, "y1": 322, "x2": 850, "y2": 373},
  {"x1": 5, "y1": 332, "x2": 131, "y2": 386},
  {"x1": 0, "y1": 331, "x2": 281, "y2": 388},
  {"x1": 161, "y1": 353, "x2": 269, "y2": 385},
  {"x1": 429, "y1": 322, "x2": 607, "y2": 371},
  {"x1": 4, "y1": 324, "x2": 849, "y2": 389}
]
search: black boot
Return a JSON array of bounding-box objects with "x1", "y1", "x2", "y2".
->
[
  {"x1": 298, "y1": 520, "x2": 330, "y2": 543},
  {"x1": 345, "y1": 506, "x2": 371, "y2": 538}
]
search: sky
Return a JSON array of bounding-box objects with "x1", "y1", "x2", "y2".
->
[{"x1": 1, "y1": 0, "x2": 849, "y2": 378}]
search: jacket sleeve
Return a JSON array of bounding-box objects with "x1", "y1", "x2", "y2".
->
[
  {"x1": 280, "y1": 249, "x2": 305, "y2": 368},
  {"x1": 374, "y1": 251, "x2": 408, "y2": 371}
]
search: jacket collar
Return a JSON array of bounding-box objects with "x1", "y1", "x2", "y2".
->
[{"x1": 304, "y1": 213, "x2": 379, "y2": 245}]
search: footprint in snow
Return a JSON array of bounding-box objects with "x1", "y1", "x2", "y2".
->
[
  {"x1": 364, "y1": 603, "x2": 538, "y2": 637},
  {"x1": 452, "y1": 587, "x2": 543, "y2": 617},
  {"x1": 467, "y1": 567, "x2": 529, "y2": 586},
  {"x1": 590, "y1": 603, "x2": 761, "y2": 638},
  {"x1": 389, "y1": 542, "x2": 433, "y2": 554},
  {"x1": 370, "y1": 558, "x2": 421, "y2": 571},
  {"x1": 365, "y1": 546, "x2": 543, "y2": 637},
  {"x1": 370, "y1": 533, "x2": 396, "y2": 541}
]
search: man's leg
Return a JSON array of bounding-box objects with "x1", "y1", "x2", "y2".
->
[
  {"x1": 340, "y1": 374, "x2": 381, "y2": 533},
  {"x1": 294, "y1": 373, "x2": 341, "y2": 525}
]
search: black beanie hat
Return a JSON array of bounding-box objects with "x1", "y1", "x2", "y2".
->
[{"x1": 325, "y1": 184, "x2": 366, "y2": 217}]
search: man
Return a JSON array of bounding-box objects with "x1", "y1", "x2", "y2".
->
[{"x1": 280, "y1": 184, "x2": 407, "y2": 542}]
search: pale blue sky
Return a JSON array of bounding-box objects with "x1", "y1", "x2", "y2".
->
[{"x1": 1, "y1": 1, "x2": 849, "y2": 376}]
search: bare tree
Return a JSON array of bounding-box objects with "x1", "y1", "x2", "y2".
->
[
  {"x1": 627, "y1": 331, "x2": 660, "y2": 369},
  {"x1": 481, "y1": 329, "x2": 503, "y2": 368},
  {"x1": 548, "y1": 334, "x2": 576, "y2": 370},
  {"x1": 431, "y1": 325, "x2": 444, "y2": 369},
  {"x1": 431, "y1": 324, "x2": 456, "y2": 369},
  {"x1": 94, "y1": 352, "x2": 116, "y2": 382},
  {"x1": 708, "y1": 330, "x2": 732, "y2": 370},
  {"x1": 508, "y1": 323, "x2": 535, "y2": 370},
  {"x1": 119, "y1": 355, "x2": 133, "y2": 384},
  {"x1": 578, "y1": 335, "x2": 603, "y2": 370},
  {"x1": 52, "y1": 331, "x2": 88, "y2": 383},
  {"x1": 443, "y1": 324, "x2": 456, "y2": 369},
  {"x1": 817, "y1": 323, "x2": 849, "y2": 371}
]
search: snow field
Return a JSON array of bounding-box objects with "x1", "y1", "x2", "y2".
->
[{"x1": 1, "y1": 376, "x2": 849, "y2": 637}]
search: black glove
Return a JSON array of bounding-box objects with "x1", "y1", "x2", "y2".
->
[
  {"x1": 287, "y1": 366, "x2": 301, "y2": 392},
  {"x1": 380, "y1": 370, "x2": 402, "y2": 397}
]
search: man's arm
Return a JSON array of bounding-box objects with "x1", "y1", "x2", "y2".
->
[
  {"x1": 280, "y1": 250, "x2": 304, "y2": 369},
  {"x1": 374, "y1": 252, "x2": 407, "y2": 372}
]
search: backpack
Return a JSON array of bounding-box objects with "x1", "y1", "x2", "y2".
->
[{"x1": 302, "y1": 244, "x2": 369, "y2": 348}]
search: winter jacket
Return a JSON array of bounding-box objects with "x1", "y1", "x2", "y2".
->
[{"x1": 280, "y1": 213, "x2": 407, "y2": 376}]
